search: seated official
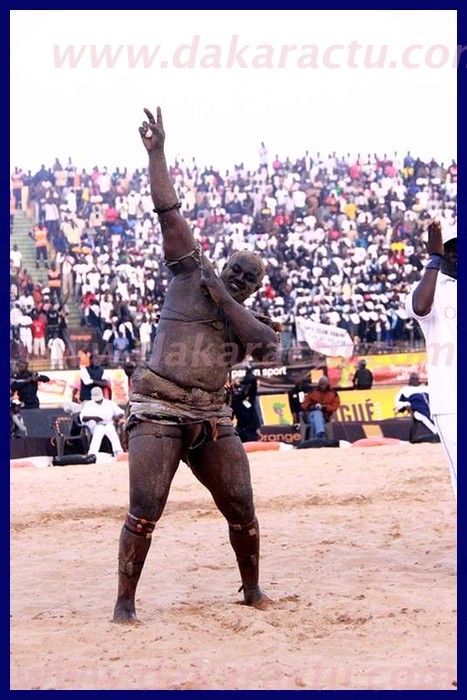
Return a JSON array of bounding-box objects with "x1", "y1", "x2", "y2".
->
[
  {"x1": 79, "y1": 386, "x2": 125, "y2": 457},
  {"x1": 301, "y1": 376, "x2": 341, "y2": 439}
]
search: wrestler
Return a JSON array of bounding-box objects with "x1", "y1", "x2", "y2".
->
[{"x1": 113, "y1": 107, "x2": 278, "y2": 623}]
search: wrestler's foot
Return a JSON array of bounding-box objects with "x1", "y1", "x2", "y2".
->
[
  {"x1": 112, "y1": 598, "x2": 139, "y2": 624},
  {"x1": 243, "y1": 586, "x2": 274, "y2": 610}
]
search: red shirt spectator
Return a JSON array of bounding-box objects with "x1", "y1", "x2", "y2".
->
[
  {"x1": 105, "y1": 206, "x2": 119, "y2": 223},
  {"x1": 31, "y1": 315, "x2": 47, "y2": 357}
]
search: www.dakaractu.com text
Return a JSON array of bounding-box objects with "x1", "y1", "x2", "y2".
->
[{"x1": 53, "y1": 37, "x2": 466, "y2": 70}]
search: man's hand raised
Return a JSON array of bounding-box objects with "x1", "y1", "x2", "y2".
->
[
  {"x1": 139, "y1": 107, "x2": 165, "y2": 153},
  {"x1": 427, "y1": 220, "x2": 444, "y2": 257}
]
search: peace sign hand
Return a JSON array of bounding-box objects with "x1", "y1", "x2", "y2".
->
[{"x1": 139, "y1": 106, "x2": 165, "y2": 153}]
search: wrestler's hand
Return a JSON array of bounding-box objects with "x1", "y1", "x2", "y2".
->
[
  {"x1": 139, "y1": 107, "x2": 165, "y2": 153},
  {"x1": 200, "y1": 255, "x2": 230, "y2": 305},
  {"x1": 426, "y1": 220, "x2": 444, "y2": 256}
]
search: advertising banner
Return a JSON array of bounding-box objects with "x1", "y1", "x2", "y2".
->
[
  {"x1": 230, "y1": 362, "x2": 324, "y2": 393},
  {"x1": 333, "y1": 387, "x2": 402, "y2": 422},
  {"x1": 258, "y1": 393, "x2": 295, "y2": 427},
  {"x1": 30, "y1": 361, "x2": 423, "y2": 418},
  {"x1": 35, "y1": 369, "x2": 130, "y2": 406},
  {"x1": 327, "y1": 351, "x2": 428, "y2": 388},
  {"x1": 258, "y1": 387, "x2": 405, "y2": 426}
]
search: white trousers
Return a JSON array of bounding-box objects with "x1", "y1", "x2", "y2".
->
[
  {"x1": 88, "y1": 423, "x2": 122, "y2": 457},
  {"x1": 33, "y1": 337, "x2": 46, "y2": 357},
  {"x1": 433, "y1": 413, "x2": 457, "y2": 501}
]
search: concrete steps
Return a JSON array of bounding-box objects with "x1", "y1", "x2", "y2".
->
[
  {"x1": 11, "y1": 210, "x2": 48, "y2": 286},
  {"x1": 11, "y1": 210, "x2": 82, "y2": 327}
]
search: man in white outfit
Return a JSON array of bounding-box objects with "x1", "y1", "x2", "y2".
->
[
  {"x1": 80, "y1": 386, "x2": 125, "y2": 457},
  {"x1": 405, "y1": 220, "x2": 457, "y2": 499},
  {"x1": 48, "y1": 332, "x2": 66, "y2": 370}
]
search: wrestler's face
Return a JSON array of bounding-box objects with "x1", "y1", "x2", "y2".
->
[{"x1": 221, "y1": 253, "x2": 263, "y2": 303}]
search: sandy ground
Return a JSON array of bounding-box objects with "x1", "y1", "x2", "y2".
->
[{"x1": 10, "y1": 442, "x2": 456, "y2": 691}]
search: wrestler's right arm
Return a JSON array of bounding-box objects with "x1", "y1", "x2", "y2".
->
[{"x1": 139, "y1": 106, "x2": 196, "y2": 261}]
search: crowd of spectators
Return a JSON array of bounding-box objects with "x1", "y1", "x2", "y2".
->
[{"x1": 10, "y1": 147, "x2": 457, "y2": 368}]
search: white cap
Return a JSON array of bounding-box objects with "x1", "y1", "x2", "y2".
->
[
  {"x1": 91, "y1": 387, "x2": 104, "y2": 401},
  {"x1": 442, "y1": 225, "x2": 457, "y2": 245}
]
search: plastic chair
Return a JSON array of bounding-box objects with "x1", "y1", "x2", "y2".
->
[{"x1": 53, "y1": 415, "x2": 91, "y2": 458}]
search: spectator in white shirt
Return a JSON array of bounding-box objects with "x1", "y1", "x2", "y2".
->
[
  {"x1": 139, "y1": 315, "x2": 153, "y2": 360},
  {"x1": 10, "y1": 245, "x2": 23, "y2": 271},
  {"x1": 48, "y1": 332, "x2": 66, "y2": 370}
]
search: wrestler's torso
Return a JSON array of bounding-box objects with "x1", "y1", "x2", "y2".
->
[{"x1": 148, "y1": 269, "x2": 246, "y2": 392}]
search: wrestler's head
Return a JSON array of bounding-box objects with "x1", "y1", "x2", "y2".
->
[{"x1": 221, "y1": 251, "x2": 265, "y2": 303}]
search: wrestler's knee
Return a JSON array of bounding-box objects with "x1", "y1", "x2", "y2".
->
[
  {"x1": 229, "y1": 516, "x2": 258, "y2": 536},
  {"x1": 217, "y1": 494, "x2": 255, "y2": 526},
  {"x1": 123, "y1": 512, "x2": 156, "y2": 539},
  {"x1": 128, "y1": 491, "x2": 167, "y2": 523}
]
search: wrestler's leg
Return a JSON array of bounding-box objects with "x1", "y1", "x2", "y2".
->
[
  {"x1": 188, "y1": 432, "x2": 272, "y2": 609},
  {"x1": 113, "y1": 422, "x2": 183, "y2": 623}
]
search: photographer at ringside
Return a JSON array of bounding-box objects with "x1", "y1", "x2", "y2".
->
[
  {"x1": 10, "y1": 360, "x2": 50, "y2": 409},
  {"x1": 10, "y1": 398, "x2": 28, "y2": 438}
]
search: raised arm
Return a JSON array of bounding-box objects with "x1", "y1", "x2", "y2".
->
[
  {"x1": 139, "y1": 107, "x2": 196, "y2": 261},
  {"x1": 411, "y1": 221, "x2": 443, "y2": 317}
]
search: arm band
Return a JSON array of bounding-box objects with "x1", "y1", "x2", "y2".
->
[
  {"x1": 153, "y1": 201, "x2": 182, "y2": 215},
  {"x1": 425, "y1": 254, "x2": 443, "y2": 271}
]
